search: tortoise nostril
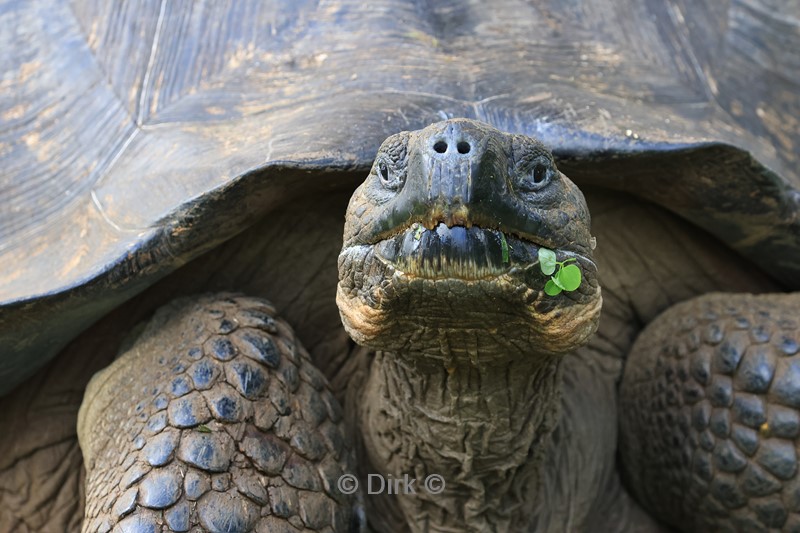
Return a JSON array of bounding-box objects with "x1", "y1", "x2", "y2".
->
[
  {"x1": 457, "y1": 141, "x2": 470, "y2": 154},
  {"x1": 434, "y1": 141, "x2": 448, "y2": 153}
]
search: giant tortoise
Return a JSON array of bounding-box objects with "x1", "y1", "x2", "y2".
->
[{"x1": 2, "y1": 1, "x2": 800, "y2": 532}]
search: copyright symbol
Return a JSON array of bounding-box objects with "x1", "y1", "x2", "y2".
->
[
  {"x1": 337, "y1": 474, "x2": 359, "y2": 495},
  {"x1": 424, "y1": 474, "x2": 445, "y2": 494}
]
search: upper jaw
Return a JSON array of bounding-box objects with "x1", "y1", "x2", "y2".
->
[{"x1": 346, "y1": 166, "x2": 597, "y2": 261}]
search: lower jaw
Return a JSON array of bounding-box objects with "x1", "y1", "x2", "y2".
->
[
  {"x1": 337, "y1": 282, "x2": 600, "y2": 368},
  {"x1": 337, "y1": 242, "x2": 602, "y2": 363}
]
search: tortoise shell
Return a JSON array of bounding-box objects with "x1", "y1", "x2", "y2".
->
[{"x1": 0, "y1": 0, "x2": 797, "y2": 392}]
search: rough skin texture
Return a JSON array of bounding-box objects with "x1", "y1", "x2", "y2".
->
[
  {"x1": 77, "y1": 294, "x2": 357, "y2": 532},
  {"x1": 359, "y1": 352, "x2": 561, "y2": 532},
  {"x1": 621, "y1": 293, "x2": 800, "y2": 532}
]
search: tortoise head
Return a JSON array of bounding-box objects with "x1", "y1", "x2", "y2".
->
[{"x1": 337, "y1": 119, "x2": 601, "y2": 363}]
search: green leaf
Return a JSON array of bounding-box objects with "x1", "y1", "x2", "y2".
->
[
  {"x1": 538, "y1": 248, "x2": 557, "y2": 275},
  {"x1": 557, "y1": 264, "x2": 582, "y2": 291},
  {"x1": 550, "y1": 273, "x2": 566, "y2": 290},
  {"x1": 500, "y1": 233, "x2": 510, "y2": 264},
  {"x1": 544, "y1": 279, "x2": 563, "y2": 296},
  {"x1": 196, "y1": 425, "x2": 212, "y2": 433}
]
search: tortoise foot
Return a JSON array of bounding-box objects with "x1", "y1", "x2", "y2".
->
[
  {"x1": 77, "y1": 294, "x2": 359, "y2": 532},
  {"x1": 620, "y1": 292, "x2": 800, "y2": 532}
]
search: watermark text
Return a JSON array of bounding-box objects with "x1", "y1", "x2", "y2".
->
[{"x1": 337, "y1": 473, "x2": 445, "y2": 495}]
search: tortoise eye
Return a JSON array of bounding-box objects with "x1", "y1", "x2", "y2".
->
[
  {"x1": 376, "y1": 159, "x2": 404, "y2": 191},
  {"x1": 533, "y1": 164, "x2": 548, "y2": 184},
  {"x1": 517, "y1": 162, "x2": 553, "y2": 192}
]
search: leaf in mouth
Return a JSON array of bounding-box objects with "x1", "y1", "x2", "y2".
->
[
  {"x1": 557, "y1": 264, "x2": 582, "y2": 291},
  {"x1": 538, "y1": 248, "x2": 557, "y2": 275},
  {"x1": 544, "y1": 279, "x2": 562, "y2": 296},
  {"x1": 539, "y1": 247, "x2": 582, "y2": 296}
]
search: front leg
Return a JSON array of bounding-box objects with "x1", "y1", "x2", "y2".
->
[
  {"x1": 620, "y1": 292, "x2": 800, "y2": 532},
  {"x1": 78, "y1": 294, "x2": 359, "y2": 532}
]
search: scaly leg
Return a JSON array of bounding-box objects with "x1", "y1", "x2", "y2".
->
[
  {"x1": 620, "y1": 292, "x2": 800, "y2": 532},
  {"x1": 78, "y1": 294, "x2": 359, "y2": 532}
]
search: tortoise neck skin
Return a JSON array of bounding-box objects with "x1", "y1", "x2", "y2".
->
[
  {"x1": 337, "y1": 119, "x2": 602, "y2": 531},
  {"x1": 360, "y1": 352, "x2": 561, "y2": 531}
]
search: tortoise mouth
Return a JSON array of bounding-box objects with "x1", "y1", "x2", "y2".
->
[
  {"x1": 372, "y1": 222, "x2": 594, "y2": 281},
  {"x1": 336, "y1": 226, "x2": 602, "y2": 359}
]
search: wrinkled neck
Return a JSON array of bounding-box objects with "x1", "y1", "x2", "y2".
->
[{"x1": 360, "y1": 351, "x2": 562, "y2": 533}]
